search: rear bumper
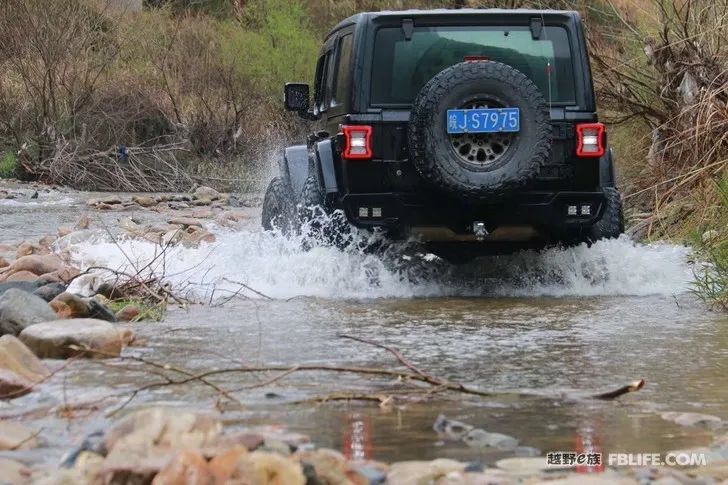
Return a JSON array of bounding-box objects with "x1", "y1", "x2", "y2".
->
[{"x1": 341, "y1": 191, "x2": 606, "y2": 235}]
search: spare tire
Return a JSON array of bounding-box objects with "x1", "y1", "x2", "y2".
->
[{"x1": 408, "y1": 61, "x2": 552, "y2": 200}]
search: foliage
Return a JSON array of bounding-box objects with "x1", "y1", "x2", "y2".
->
[
  {"x1": 0, "y1": 152, "x2": 16, "y2": 178},
  {"x1": 108, "y1": 298, "x2": 167, "y2": 322}
]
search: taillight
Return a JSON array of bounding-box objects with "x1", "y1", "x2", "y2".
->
[
  {"x1": 576, "y1": 123, "x2": 606, "y2": 157},
  {"x1": 342, "y1": 125, "x2": 372, "y2": 160}
]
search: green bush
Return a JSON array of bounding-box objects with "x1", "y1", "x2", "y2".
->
[{"x1": 0, "y1": 152, "x2": 16, "y2": 178}]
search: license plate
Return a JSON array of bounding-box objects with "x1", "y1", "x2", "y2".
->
[{"x1": 446, "y1": 108, "x2": 520, "y2": 134}]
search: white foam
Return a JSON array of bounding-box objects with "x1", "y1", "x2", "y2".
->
[{"x1": 66, "y1": 216, "x2": 693, "y2": 300}]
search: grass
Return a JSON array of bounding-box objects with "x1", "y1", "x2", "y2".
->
[
  {"x1": 0, "y1": 152, "x2": 16, "y2": 178},
  {"x1": 108, "y1": 298, "x2": 167, "y2": 322}
]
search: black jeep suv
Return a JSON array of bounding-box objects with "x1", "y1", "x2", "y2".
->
[{"x1": 262, "y1": 8, "x2": 624, "y2": 261}]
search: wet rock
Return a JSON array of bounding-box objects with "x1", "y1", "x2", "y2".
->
[
  {"x1": 0, "y1": 420, "x2": 40, "y2": 450},
  {"x1": 4, "y1": 270, "x2": 38, "y2": 282},
  {"x1": 350, "y1": 464, "x2": 388, "y2": 485},
  {"x1": 193, "y1": 185, "x2": 221, "y2": 201},
  {"x1": 152, "y1": 449, "x2": 213, "y2": 485},
  {"x1": 193, "y1": 197, "x2": 213, "y2": 206},
  {"x1": 387, "y1": 459, "x2": 465, "y2": 484},
  {"x1": 104, "y1": 407, "x2": 222, "y2": 453},
  {"x1": 0, "y1": 334, "x2": 50, "y2": 382},
  {"x1": 57, "y1": 227, "x2": 72, "y2": 238},
  {"x1": 33, "y1": 283, "x2": 67, "y2": 302},
  {"x1": 38, "y1": 235, "x2": 56, "y2": 249},
  {"x1": 0, "y1": 369, "x2": 33, "y2": 399},
  {"x1": 191, "y1": 208, "x2": 215, "y2": 219},
  {"x1": 132, "y1": 195, "x2": 158, "y2": 208},
  {"x1": 462, "y1": 429, "x2": 519, "y2": 451},
  {"x1": 208, "y1": 446, "x2": 249, "y2": 482},
  {"x1": 514, "y1": 446, "x2": 541, "y2": 457},
  {"x1": 50, "y1": 293, "x2": 92, "y2": 318},
  {"x1": 61, "y1": 430, "x2": 107, "y2": 468},
  {"x1": 168, "y1": 216, "x2": 204, "y2": 228},
  {"x1": 0, "y1": 256, "x2": 9, "y2": 269},
  {"x1": 228, "y1": 451, "x2": 306, "y2": 485},
  {"x1": 19, "y1": 318, "x2": 124, "y2": 359},
  {"x1": 101, "y1": 408, "x2": 222, "y2": 483},
  {"x1": 0, "y1": 289, "x2": 57, "y2": 336},
  {"x1": 39, "y1": 266, "x2": 80, "y2": 285},
  {"x1": 116, "y1": 304, "x2": 141, "y2": 322},
  {"x1": 87, "y1": 299, "x2": 117, "y2": 322},
  {"x1": 15, "y1": 241, "x2": 49, "y2": 257},
  {"x1": 7, "y1": 254, "x2": 64, "y2": 277},
  {"x1": 0, "y1": 458, "x2": 31, "y2": 484},
  {"x1": 661, "y1": 412, "x2": 723, "y2": 428},
  {"x1": 433, "y1": 414, "x2": 474, "y2": 441},
  {"x1": 99, "y1": 195, "x2": 122, "y2": 205},
  {"x1": 202, "y1": 431, "x2": 266, "y2": 457},
  {"x1": 0, "y1": 280, "x2": 46, "y2": 297},
  {"x1": 295, "y1": 448, "x2": 349, "y2": 484}
]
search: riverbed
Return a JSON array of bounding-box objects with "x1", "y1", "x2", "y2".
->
[{"x1": 1, "y1": 184, "x2": 726, "y2": 467}]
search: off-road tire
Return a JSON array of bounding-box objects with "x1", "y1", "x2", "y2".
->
[
  {"x1": 588, "y1": 187, "x2": 624, "y2": 241},
  {"x1": 261, "y1": 176, "x2": 296, "y2": 234},
  {"x1": 298, "y1": 176, "x2": 325, "y2": 224},
  {"x1": 409, "y1": 61, "x2": 552, "y2": 201},
  {"x1": 298, "y1": 175, "x2": 354, "y2": 248}
]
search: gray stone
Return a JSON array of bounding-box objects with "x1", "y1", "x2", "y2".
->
[
  {"x1": 0, "y1": 288, "x2": 57, "y2": 336},
  {"x1": 661, "y1": 412, "x2": 724, "y2": 428},
  {"x1": 19, "y1": 318, "x2": 124, "y2": 359},
  {"x1": 33, "y1": 282, "x2": 67, "y2": 302},
  {"x1": 0, "y1": 280, "x2": 46, "y2": 297},
  {"x1": 463, "y1": 429, "x2": 519, "y2": 450}
]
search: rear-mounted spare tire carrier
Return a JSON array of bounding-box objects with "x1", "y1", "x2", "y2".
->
[{"x1": 408, "y1": 61, "x2": 552, "y2": 201}]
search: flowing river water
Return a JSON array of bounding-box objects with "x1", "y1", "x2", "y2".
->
[{"x1": 1, "y1": 186, "x2": 727, "y2": 467}]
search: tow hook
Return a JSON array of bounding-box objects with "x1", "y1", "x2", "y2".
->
[{"x1": 472, "y1": 221, "x2": 489, "y2": 241}]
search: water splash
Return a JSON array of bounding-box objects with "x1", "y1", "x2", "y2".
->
[{"x1": 67, "y1": 214, "x2": 693, "y2": 300}]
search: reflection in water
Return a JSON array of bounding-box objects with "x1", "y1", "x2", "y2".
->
[{"x1": 343, "y1": 414, "x2": 372, "y2": 460}]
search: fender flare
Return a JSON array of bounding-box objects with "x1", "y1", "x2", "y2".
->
[
  {"x1": 313, "y1": 139, "x2": 338, "y2": 194},
  {"x1": 599, "y1": 147, "x2": 617, "y2": 187},
  {"x1": 281, "y1": 145, "x2": 309, "y2": 197}
]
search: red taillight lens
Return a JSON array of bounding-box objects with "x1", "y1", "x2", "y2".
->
[
  {"x1": 576, "y1": 123, "x2": 606, "y2": 157},
  {"x1": 342, "y1": 125, "x2": 372, "y2": 160}
]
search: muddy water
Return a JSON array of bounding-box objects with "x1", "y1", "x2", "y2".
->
[{"x1": 2, "y1": 188, "x2": 727, "y2": 466}]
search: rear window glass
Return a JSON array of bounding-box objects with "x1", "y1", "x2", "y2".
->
[{"x1": 371, "y1": 26, "x2": 575, "y2": 105}]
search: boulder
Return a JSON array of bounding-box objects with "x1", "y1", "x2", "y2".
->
[
  {"x1": 0, "y1": 281, "x2": 46, "y2": 297},
  {"x1": 152, "y1": 450, "x2": 213, "y2": 485},
  {"x1": 295, "y1": 449, "x2": 350, "y2": 484},
  {"x1": 0, "y1": 420, "x2": 40, "y2": 450},
  {"x1": 50, "y1": 293, "x2": 92, "y2": 318},
  {"x1": 19, "y1": 318, "x2": 124, "y2": 359},
  {"x1": 0, "y1": 289, "x2": 57, "y2": 336},
  {"x1": 0, "y1": 335, "x2": 50, "y2": 382},
  {"x1": 0, "y1": 458, "x2": 30, "y2": 484},
  {"x1": 0, "y1": 257, "x2": 9, "y2": 269},
  {"x1": 7, "y1": 254, "x2": 64, "y2": 276},
  {"x1": 16, "y1": 241, "x2": 49, "y2": 257},
  {"x1": 5, "y1": 270, "x2": 39, "y2": 282},
  {"x1": 0, "y1": 369, "x2": 33, "y2": 399},
  {"x1": 132, "y1": 195, "x2": 158, "y2": 208},
  {"x1": 193, "y1": 186, "x2": 221, "y2": 201},
  {"x1": 33, "y1": 283, "x2": 67, "y2": 302}
]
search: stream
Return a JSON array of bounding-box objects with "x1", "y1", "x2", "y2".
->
[{"x1": 1, "y1": 185, "x2": 727, "y2": 467}]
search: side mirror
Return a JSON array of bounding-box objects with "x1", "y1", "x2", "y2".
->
[{"x1": 284, "y1": 83, "x2": 310, "y2": 112}]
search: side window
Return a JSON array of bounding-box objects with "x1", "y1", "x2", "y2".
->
[
  {"x1": 322, "y1": 50, "x2": 335, "y2": 111},
  {"x1": 313, "y1": 54, "x2": 326, "y2": 114},
  {"x1": 332, "y1": 34, "x2": 353, "y2": 107}
]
